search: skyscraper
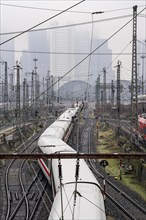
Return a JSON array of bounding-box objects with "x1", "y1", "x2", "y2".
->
[
  {"x1": 49, "y1": 22, "x2": 75, "y2": 87},
  {"x1": 21, "y1": 31, "x2": 50, "y2": 78}
]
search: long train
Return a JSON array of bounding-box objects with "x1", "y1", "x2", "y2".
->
[{"x1": 38, "y1": 102, "x2": 106, "y2": 220}]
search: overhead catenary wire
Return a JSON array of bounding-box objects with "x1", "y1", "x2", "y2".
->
[
  {"x1": 0, "y1": 0, "x2": 85, "y2": 45},
  {"x1": 1, "y1": 2, "x2": 145, "y2": 14},
  {"x1": 0, "y1": 14, "x2": 138, "y2": 36},
  {"x1": 9, "y1": 6, "x2": 145, "y2": 117},
  {"x1": 1, "y1": 5, "x2": 146, "y2": 128},
  {"x1": 1, "y1": 48, "x2": 146, "y2": 55},
  {"x1": 106, "y1": 41, "x2": 132, "y2": 70},
  {"x1": 62, "y1": 186, "x2": 74, "y2": 215},
  {"x1": 0, "y1": 2, "x2": 90, "y2": 14},
  {"x1": 85, "y1": 13, "x2": 94, "y2": 102}
]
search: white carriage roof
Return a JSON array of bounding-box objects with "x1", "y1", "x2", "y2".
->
[{"x1": 38, "y1": 137, "x2": 66, "y2": 146}]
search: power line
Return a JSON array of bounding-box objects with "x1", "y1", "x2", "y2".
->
[
  {"x1": 1, "y1": 6, "x2": 145, "y2": 121},
  {"x1": 1, "y1": 48, "x2": 146, "y2": 55},
  {"x1": 0, "y1": 0, "x2": 85, "y2": 45},
  {"x1": 30, "y1": 6, "x2": 146, "y2": 107},
  {"x1": 1, "y1": 2, "x2": 145, "y2": 15},
  {"x1": 85, "y1": 13, "x2": 94, "y2": 101},
  {"x1": 0, "y1": 2, "x2": 91, "y2": 14},
  {"x1": 106, "y1": 41, "x2": 132, "y2": 70},
  {"x1": 0, "y1": 14, "x2": 135, "y2": 36}
]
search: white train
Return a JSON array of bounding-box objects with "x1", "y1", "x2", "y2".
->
[{"x1": 38, "y1": 102, "x2": 106, "y2": 220}]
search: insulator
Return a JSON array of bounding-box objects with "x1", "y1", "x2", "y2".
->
[
  {"x1": 75, "y1": 160, "x2": 80, "y2": 178},
  {"x1": 58, "y1": 161, "x2": 62, "y2": 179}
]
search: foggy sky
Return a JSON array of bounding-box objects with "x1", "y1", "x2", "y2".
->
[{"x1": 0, "y1": 0, "x2": 146, "y2": 80}]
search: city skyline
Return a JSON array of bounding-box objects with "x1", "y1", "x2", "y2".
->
[{"x1": 0, "y1": 0, "x2": 146, "y2": 83}]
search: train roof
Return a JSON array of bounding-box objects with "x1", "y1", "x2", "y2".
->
[
  {"x1": 49, "y1": 180, "x2": 105, "y2": 220},
  {"x1": 52, "y1": 156, "x2": 100, "y2": 186},
  {"x1": 58, "y1": 108, "x2": 78, "y2": 121},
  {"x1": 38, "y1": 137, "x2": 75, "y2": 154}
]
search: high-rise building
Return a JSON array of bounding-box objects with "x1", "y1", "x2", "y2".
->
[
  {"x1": 74, "y1": 33, "x2": 115, "y2": 85},
  {"x1": 74, "y1": 30, "x2": 90, "y2": 82},
  {"x1": 0, "y1": 36, "x2": 15, "y2": 70},
  {"x1": 90, "y1": 39, "x2": 115, "y2": 84},
  {"x1": 0, "y1": 37, "x2": 15, "y2": 103},
  {"x1": 21, "y1": 31, "x2": 50, "y2": 78},
  {"x1": 49, "y1": 22, "x2": 75, "y2": 87}
]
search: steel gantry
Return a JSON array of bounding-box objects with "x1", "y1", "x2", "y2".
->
[
  {"x1": 116, "y1": 60, "x2": 121, "y2": 134},
  {"x1": 4, "y1": 61, "x2": 8, "y2": 118},
  {"x1": 14, "y1": 61, "x2": 22, "y2": 118},
  {"x1": 96, "y1": 74, "x2": 100, "y2": 106},
  {"x1": 111, "y1": 80, "x2": 115, "y2": 106},
  {"x1": 103, "y1": 67, "x2": 107, "y2": 106},
  {"x1": 131, "y1": 5, "x2": 138, "y2": 131}
]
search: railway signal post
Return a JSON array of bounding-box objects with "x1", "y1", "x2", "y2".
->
[{"x1": 100, "y1": 160, "x2": 108, "y2": 200}]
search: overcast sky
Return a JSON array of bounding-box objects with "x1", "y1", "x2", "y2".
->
[{"x1": 0, "y1": 0, "x2": 146, "y2": 80}]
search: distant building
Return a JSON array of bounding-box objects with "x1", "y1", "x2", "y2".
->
[
  {"x1": 74, "y1": 34, "x2": 115, "y2": 85},
  {"x1": 21, "y1": 31, "x2": 50, "y2": 79},
  {"x1": 74, "y1": 30, "x2": 90, "y2": 81},
  {"x1": 0, "y1": 36, "x2": 15, "y2": 70},
  {"x1": 49, "y1": 21, "x2": 75, "y2": 87},
  {"x1": 90, "y1": 39, "x2": 115, "y2": 84},
  {"x1": 0, "y1": 37, "x2": 15, "y2": 103}
]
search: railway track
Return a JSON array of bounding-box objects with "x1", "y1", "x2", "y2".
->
[
  {"x1": 1, "y1": 130, "x2": 52, "y2": 220},
  {"x1": 106, "y1": 118, "x2": 146, "y2": 151},
  {"x1": 80, "y1": 111, "x2": 146, "y2": 220},
  {"x1": 89, "y1": 159, "x2": 146, "y2": 220}
]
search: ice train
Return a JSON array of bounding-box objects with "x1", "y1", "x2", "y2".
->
[{"x1": 38, "y1": 102, "x2": 106, "y2": 220}]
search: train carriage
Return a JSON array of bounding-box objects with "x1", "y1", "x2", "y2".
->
[{"x1": 37, "y1": 103, "x2": 106, "y2": 220}]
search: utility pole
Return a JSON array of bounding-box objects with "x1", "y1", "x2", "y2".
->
[
  {"x1": 33, "y1": 58, "x2": 38, "y2": 107},
  {"x1": 103, "y1": 68, "x2": 106, "y2": 115},
  {"x1": 50, "y1": 75, "x2": 54, "y2": 102},
  {"x1": 116, "y1": 60, "x2": 121, "y2": 134},
  {"x1": 103, "y1": 68, "x2": 107, "y2": 105},
  {"x1": 9, "y1": 72, "x2": 14, "y2": 111},
  {"x1": 141, "y1": 55, "x2": 146, "y2": 94},
  {"x1": 0, "y1": 61, "x2": 8, "y2": 118},
  {"x1": 31, "y1": 70, "x2": 35, "y2": 107},
  {"x1": 26, "y1": 83, "x2": 29, "y2": 118},
  {"x1": 23, "y1": 78, "x2": 27, "y2": 120},
  {"x1": 42, "y1": 77, "x2": 45, "y2": 102},
  {"x1": 4, "y1": 61, "x2": 8, "y2": 118},
  {"x1": 111, "y1": 80, "x2": 115, "y2": 106},
  {"x1": 14, "y1": 61, "x2": 22, "y2": 121},
  {"x1": 131, "y1": 5, "x2": 138, "y2": 131},
  {"x1": 96, "y1": 74, "x2": 100, "y2": 114},
  {"x1": 96, "y1": 74, "x2": 100, "y2": 105},
  {"x1": 101, "y1": 90, "x2": 104, "y2": 115},
  {"x1": 46, "y1": 71, "x2": 50, "y2": 106},
  {"x1": 36, "y1": 75, "x2": 40, "y2": 107},
  {"x1": 58, "y1": 76, "x2": 60, "y2": 108},
  {"x1": 137, "y1": 63, "x2": 140, "y2": 94}
]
